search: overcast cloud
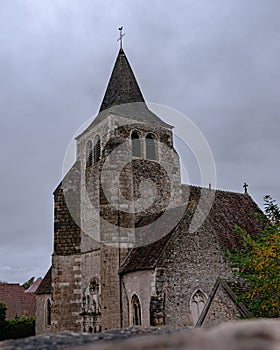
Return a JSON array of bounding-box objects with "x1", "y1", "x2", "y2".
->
[{"x1": 0, "y1": 0, "x2": 279, "y2": 283}]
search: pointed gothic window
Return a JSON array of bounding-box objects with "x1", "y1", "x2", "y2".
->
[
  {"x1": 86, "y1": 140, "x2": 93, "y2": 167},
  {"x1": 190, "y1": 289, "x2": 207, "y2": 326},
  {"x1": 45, "y1": 298, "x2": 51, "y2": 326},
  {"x1": 131, "y1": 131, "x2": 141, "y2": 157},
  {"x1": 145, "y1": 133, "x2": 156, "y2": 160},
  {"x1": 94, "y1": 135, "x2": 101, "y2": 163},
  {"x1": 132, "y1": 294, "x2": 142, "y2": 326}
]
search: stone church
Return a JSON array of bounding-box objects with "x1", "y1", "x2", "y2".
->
[{"x1": 36, "y1": 45, "x2": 263, "y2": 334}]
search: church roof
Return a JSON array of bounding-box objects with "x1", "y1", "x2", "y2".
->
[
  {"x1": 120, "y1": 186, "x2": 263, "y2": 274},
  {"x1": 35, "y1": 267, "x2": 52, "y2": 295},
  {"x1": 99, "y1": 48, "x2": 145, "y2": 112},
  {"x1": 76, "y1": 49, "x2": 172, "y2": 139}
]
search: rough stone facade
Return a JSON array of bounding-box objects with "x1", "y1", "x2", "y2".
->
[
  {"x1": 154, "y1": 210, "x2": 234, "y2": 327},
  {"x1": 35, "y1": 267, "x2": 52, "y2": 334},
  {"x1": 202, "y1": 287, "x2": 242, "y2": 327},
  {"x1": 36, "y1": 294, "x2": 51, "y2": 335},
  {"x1": 121, "y1": 270, "x2": 155, "y2": 328},
  {"x1": 36, "y1": 47, "x2": 263, "y2": 334}
]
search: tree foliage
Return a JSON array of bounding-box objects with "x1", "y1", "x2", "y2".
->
[
  {"x1": 0, "y1": 303, "x2": 35, "y2": 341},
  {"x1": 4, "y1": 316, "x2": 35, "y2": 340},
  {"x1": 229, "y1": 195, "x2": 280, "y2": 318},
  {"x1": 0, "y1": 303, "x2": 7, "y2": 328},
  {"x1": 22, "y1": 277, "x2": 35, "y2": 290}
]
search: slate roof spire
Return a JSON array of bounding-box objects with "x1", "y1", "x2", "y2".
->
[{"x1": 99, "y1": 48, "x2": 145, "y2": 112}]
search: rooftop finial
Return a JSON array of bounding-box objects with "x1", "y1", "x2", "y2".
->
[
  {"x1": 243, "y1": 182, "x2": 248, "y2": 194},
  {"x1": 117, "y1": 26, "x2": 125, "y2": 49}
]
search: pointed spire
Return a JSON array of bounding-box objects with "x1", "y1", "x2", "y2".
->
[{"x1": 99, "y1": 48, "x2": 145, "y2": 112}]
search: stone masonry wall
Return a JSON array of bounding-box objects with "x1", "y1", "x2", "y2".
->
[
  {"x1": 51, "y1": 255, "x2": 83, "y2": 332},
  {"x1": 121, "y1": 270, "x2": 155, "y2": 328},
  {"x1": 81, "y1": 164, "x2": 100, "y2": 253},
  {"x1": 203, "y1": 287, "x2": 242, "y2": 327},
  {"x1": 74, "y1": 113, "x2": 183, "y2": 332},
  {"x1": 156, "y1": 213, "x2": 234, "y2": 327},
  {"x1": 100, "y1": 245, "x2": 128, "y2": 330},
  {"x1": 54, "y1": 185, "x2": 81, "y2": 256},
  {"x1": 36, "y1": 294, "x2": 51, "y2": 335}
]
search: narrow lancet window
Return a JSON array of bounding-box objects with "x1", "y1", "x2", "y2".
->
[
  {"x1": 131, "y1": 131, "x2": 141, "y2": 157},
  {"x1": 132, "y1": 294, "x2": 142, "y2": 326},
  {"x1": 45, "y1": 299, "x2": 51, "y2": 326},
  {"x1": 145, "y1": 133, "x2": 156, "y2": 160}
]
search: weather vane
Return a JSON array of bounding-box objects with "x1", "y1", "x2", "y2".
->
[{"x1": 117, "y1": 26, "x2": 125, "y2": 49}]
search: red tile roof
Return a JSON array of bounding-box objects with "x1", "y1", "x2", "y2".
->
[
  {"x1": 0, "y1": 283, "x2": 36, "y2": 319},
  {"x1": 25, "y1": 278, "x2": 42, "y2": 293}
]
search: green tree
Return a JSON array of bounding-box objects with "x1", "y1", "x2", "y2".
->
[
  {"x1": 0, "y1": 303, "x2": 7, "y2": 328},
  {"x1": 0, "y1": 303, "x2": 35, "y2": 340},
  {"x1": 229, "y1": 195, "x2": 280, "y2": 318},
  {"x1": 5, "y1": 316, "x2": 35, "y2": 339},
  {"x1": 21, "y1": 277, "x2": 34, "y2": 290}
]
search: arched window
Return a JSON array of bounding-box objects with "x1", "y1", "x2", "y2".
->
[
  {"x1": 190, "y1": 289, "x2": 207, "y2": 326},
  {"x1": 45, "y1": 298, "x2": 51, "y2": 326},
  {"x1": 94, "y1": 135, "x2": 101, "y2": 164},
  {"x1": 131, "y1": 294, "x2": 141, "y2": 326},
  {"x1": 131, "y1": 131, "x2": 141, "y2": 157},
  {"x1": 145, "y1": 134, "x2": 156, "y2": 160},
  {"x1": 86, "y1": 140, "x2": 93, "y2": 167}
]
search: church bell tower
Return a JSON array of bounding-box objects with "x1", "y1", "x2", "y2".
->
[{"x1": 52, "y1": 38, "x2": 183, "y2": 331}]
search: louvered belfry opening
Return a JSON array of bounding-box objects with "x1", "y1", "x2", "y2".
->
[
  {"x1": 131, "y1": 130, "x2": 141, "y2": 157},
  {"x1": 145, "y1": 133, "x2": 156, "y2": 160},
  {"x1": 86, "y1": 140, "x2": 93, "y2": 167},
  {"x1": 94, "y1": 135, "x2": 101, "y2": 163}
]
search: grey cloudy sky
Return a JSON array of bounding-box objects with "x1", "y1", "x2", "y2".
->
[{"x1": 0, "y1": 0, "x2": 279, "y2": 283}]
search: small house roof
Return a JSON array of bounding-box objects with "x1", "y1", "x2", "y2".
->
[
  {"x1": 0, "y1": 283, "x2": 36, "y2": 319},
  {"x1": 25, "y1": 278, "x2": 42, "y2": 293}
]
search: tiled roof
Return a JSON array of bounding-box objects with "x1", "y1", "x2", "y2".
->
[
  {"x1": 119, "y1": 205, "x2": 188, "y2": 273},
  {"x1": 100, "y1": 48, "x2": 145, "y2": 112},
  {"x1": 186, "y1": 185, "x2": 263, "y2": 250},
  {"x1": 120, "y1": 185, "x2": 263, "y2": 273},
  {"x1": 0, "y1": 283, "x2": 36, "y2": 319},
  {"x1": 25, "y1": 278, "x2": 42, "y2": 293},
  {"x1": 35, "y1": 267, "x2": 52, "y2": 295},
  {"x1": 76, "y1": 49, "x2": 172, "y2": 139}
]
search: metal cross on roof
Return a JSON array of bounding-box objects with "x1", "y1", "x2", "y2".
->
[
  {"x1": 117, "y1": 26, "x2": 125, "y2": 49},
  {"x1": 243, "y1": 182, "x2": 248, "y2": 193}
]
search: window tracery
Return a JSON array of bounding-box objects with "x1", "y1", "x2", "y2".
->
[
  {"x1": 131, "y1": 294, "x2": 142, "y2": 326},
  {"x1": 190, "y1": 289, "x2": 207, "y2": 325}
]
